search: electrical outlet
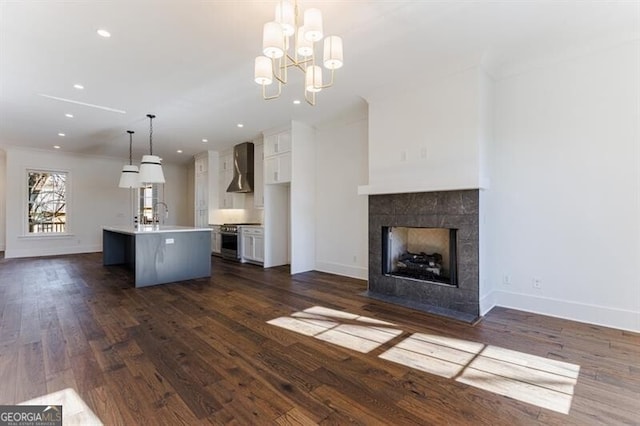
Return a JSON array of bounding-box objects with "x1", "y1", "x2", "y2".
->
[
  {"x1": 400, "y1": 150, "x2": 408, "y2": 162},
  {"x1": 420, "y1": 146, "x2": 428, "y2": 159},
  {"x1": 353, "y1": 255, "x2": 357, "y2": 263},
  {"x1": 503, "y1": 274, "x2": 511, "y2": 285},
  {"x1": 532, "y1": 277, "x2": 542, "y2": 289}
]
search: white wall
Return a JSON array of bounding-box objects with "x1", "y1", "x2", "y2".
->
[
  {"x1": 0, "y1": 149, "x2": 6, "y2": 251},
  {"x1": 363, "y1": 67, "x2": 483, "y2": 195},
  {"x1": 290, "y1": 121, "x2": 316, "y2": 274},
  {"x1": 486, "y1": 40, "x2": 640, "y2": 331},
  {"x1": 314, "y1": 104, "x2": 369, "y2": 280},
  {"x1": 478, "y1": 69, "x2": 495, "y2": 314},
  {"x1": 4, "y1": 146, "x2": 190, "y2": 258}
]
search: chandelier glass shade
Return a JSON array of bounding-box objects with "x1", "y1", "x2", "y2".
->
[
  {"x1": 138, "y1": 114, "x2": 165, "y2": 184},
  {"x1": 118, "y1": 130, "x2": 141, "y2": 188},
  {"x1": 254, "y1": 0, "x2": 343, "y2": 105}
]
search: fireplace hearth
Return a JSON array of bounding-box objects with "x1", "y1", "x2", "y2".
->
[{"x1": 367, "y1": 190, "x2": 479, "y2": 323}]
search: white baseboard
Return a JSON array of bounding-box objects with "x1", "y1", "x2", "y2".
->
[
  {"x1": 491, "y1": 290, "x2": 640, "y2": 333},
  {"x1": 315, "y1": 260, "x2": 368, "y2": 280},
  {"x1": 479, "y1": 291, "x2": 497, "y2": 316},
  {"x1": 5, "y1": 244, "x2": 102, "y2": 259}
]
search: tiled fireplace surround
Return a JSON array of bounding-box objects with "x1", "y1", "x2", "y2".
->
[{"x1": 367, "y1": 189, "x2": 480, "y2": 323}]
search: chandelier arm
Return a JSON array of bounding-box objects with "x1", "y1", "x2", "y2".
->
[
  {"x1": 262, "y1": 80, "x2": 283, "y2": 100},
  {"x1": 272, "y1": 56, "x2": 288, "y2": 85},
  {"x1": 304, "y1": 89, "x2": 316, "y2": 106},
  {"x1": 316, "y1": 68, "x2": 335, "y2": 90}
]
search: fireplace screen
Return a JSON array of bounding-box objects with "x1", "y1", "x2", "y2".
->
[{"x1": 382, "y1": 227, "x2": 458, "y2": 286}]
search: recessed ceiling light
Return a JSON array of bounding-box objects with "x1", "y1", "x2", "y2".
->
[
  {"x1": 97, "y1": 29, "x2": 111, "y2": 38},
  {"x1": 202, "y1": 138, "x2": 208, "y2": 143},
  {"x1": 293, "y1": 100, "x2": 301, "y2": 105},
  {"x1": 57, "y1": 133, "x2": 65, "y2": 137},
  {"x1": 65, "y1": 113, "x2": 74, "y2": 118},
  {"x1": 237, "y1": 123, "x2": 244, "y2": 128},
  {"x1": 73, "y1": 84, "x2": 84, "y2": 90},
  {"x1": 176, "y1": 149, "x2": 183, "y2": 154},
  {"x1": 53, "y1": 145, "x2": 61, "y2": 149}
]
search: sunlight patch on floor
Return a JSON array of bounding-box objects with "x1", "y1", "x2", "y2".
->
[
  {"x1": 267, "y1": 306, "x2": 401, "y2": 353},
  {"x1": 268, "y1": 306, "x2": 580, "y2": 414},
  {"x1": 380, "y1": 334, "x2": 580, "y2": 414},
  {"x1": 20, "y1": 387, "x2": 103, "y2": 425}
]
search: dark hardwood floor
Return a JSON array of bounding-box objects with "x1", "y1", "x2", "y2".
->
[{"x1": 0, "y1": 253, "x2": 638, "y2": 425}]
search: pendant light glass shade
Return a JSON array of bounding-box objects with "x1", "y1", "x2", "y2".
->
[
  {"x1": 296, "y1": 27, "x2": 313, "y2": 57},
  {"x1": 275, "y1": 0, "x2": 295, "y2": 36},
  {"x1": 263, "y1": 21, "x2": 285, "y2": 58},
  {"x1": 303, "y1": 8, "x2": 323, "y2": 42},
  {"x1": 254, "y1": 56, "x2": 273, "y2": 85},
  {"x1": 323, "y1": 36, "x2": 343, "y2": 69},
  {"x1": 139, "y1": 155, "x2": 165, "y2": 183},
  {"x1": 138, "y1": 114, "x2": 165, "y2": 184},
  {"x1": 119, "y1": 164, "x2": 140, "y2": 188},
  {"x1": 119, "y1": 130, "x2": 140, "y2": 188},
  {"x1": 305, "y1": 66, "x2": 323, "y2": 92}
]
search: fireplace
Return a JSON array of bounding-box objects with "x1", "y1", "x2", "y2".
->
[
  {"x1": 367, "y1": 190, "x2": 479, "y2": 323},
  {"x1": 382, "y1": 227, "x2": 458, "y2": 286}
]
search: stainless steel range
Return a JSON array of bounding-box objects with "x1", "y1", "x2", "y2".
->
[{"x1": 220, "y1": 223, "x2": 261, "y2": 261}]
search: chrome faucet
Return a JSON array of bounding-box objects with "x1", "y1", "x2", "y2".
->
[{"x1": 153, "y1": 201, "x2": 169, "y2": 225}]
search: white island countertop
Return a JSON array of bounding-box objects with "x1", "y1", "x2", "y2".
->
[{"x1": 103, "y1": 225, "x2": 212, "y2": 235}]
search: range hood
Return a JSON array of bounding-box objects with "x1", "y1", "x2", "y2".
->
[{"x1": 226, "y1": 142, "x2": 254, "y2": 193}]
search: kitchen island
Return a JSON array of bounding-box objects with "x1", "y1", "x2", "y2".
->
[{"x1": 103, "y1": 225, "x2": 212, "y2": 287}]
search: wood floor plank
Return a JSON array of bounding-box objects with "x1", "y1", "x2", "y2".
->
[
  {"x1": 0, "y1": 253, "x2": 637, "y2": 425},
  {"x1": 15, "y1": 341, "x2": 46, "y2": 403}
]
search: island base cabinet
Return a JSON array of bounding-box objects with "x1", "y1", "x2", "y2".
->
[{"x1": 103, "y1": 229, "x2": 212, "y2": 287}]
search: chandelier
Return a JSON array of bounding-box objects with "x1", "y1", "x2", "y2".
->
[{"x1": 254, "y1": 0, "x2": 344, "y2": 106}]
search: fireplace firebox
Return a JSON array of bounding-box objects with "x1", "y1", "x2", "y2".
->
[{"x1": 382, "y1": 227, "x2": 458, "y2": 286}]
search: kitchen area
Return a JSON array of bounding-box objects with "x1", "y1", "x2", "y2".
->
[{"x1": 196, "y1": 121, "x2": 315, "y2": 274}]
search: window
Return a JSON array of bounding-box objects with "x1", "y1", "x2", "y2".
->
[
  {"x1": 138, "y1": 184, "x2": 158, "y2": 224},
  {"x1": 28, "y1": 171, "x2": 67, "y2": 233}
]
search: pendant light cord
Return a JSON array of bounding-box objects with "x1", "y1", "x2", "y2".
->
[
  {"x1": 147, "y1": 114, "x2": 156, "y2": 155},
  {"x1": 127, "y1": 130, "x2": 134, "y2": 165}
]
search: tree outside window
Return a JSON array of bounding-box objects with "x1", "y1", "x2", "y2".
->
[{"x1": 28, "y1": 171, "x2": 67, "y2": 233}]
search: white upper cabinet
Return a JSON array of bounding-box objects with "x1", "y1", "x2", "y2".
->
[
  {"x1": 263, "y1": 129, "x2": 292, "y2": 185},
  {"x1": 265, "y1": 152, "x2": 292, "y2": 185},
  {"x1": 264, "y1": 130, "x2": 291, "y2": 157}
]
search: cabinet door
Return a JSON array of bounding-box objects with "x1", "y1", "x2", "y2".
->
[
  {"x1": 242, "y1": 234, "x2": 254, "y2": 261},
  {"x1": 254, "y1": 236, "x2": 264, "y2": 262},
  {"x1": 211, "y1": 230, "x2": 221, "y2": 254},
  {"x1": 276, "y1": 130, "x2": 292, "y2": 154},
  {"x1": 195, "y1": 172, "x2": 208, "y2": 209},
  {"x1": 264, "y1": 130, "x2": 291, "y2": 157},
  {"x1": 195, "y1": 155, "x2": 208, "y2": 174},
  {"x1": 264, "y1": 156, "x2": 279, "y2": 185},
  {"x1": 278, "y1": 152, "x2": 292, "y2": 183}
]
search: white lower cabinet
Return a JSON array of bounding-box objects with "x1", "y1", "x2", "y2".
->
[
  {"x1": 241, "y1": 227, "x2": 264, "y2": 264},
  {"x1": 211, "y1": 226, "x2": 222, "y2": 256}
]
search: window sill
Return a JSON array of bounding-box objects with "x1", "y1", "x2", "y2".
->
[{"x1": 18, "y1": 233, "x2": 76, "y2": 240}]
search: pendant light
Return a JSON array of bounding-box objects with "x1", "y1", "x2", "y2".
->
[
  {"x1": 118, "y1": 130, "x2": 141, "y2": 188},
  {"x1": 138, "y1": 114, "x2": 165, "y2": 184}
]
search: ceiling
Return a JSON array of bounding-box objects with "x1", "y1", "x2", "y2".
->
[{"x1": 1, "y1": 0, "x2": 637, "y2": 165}]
